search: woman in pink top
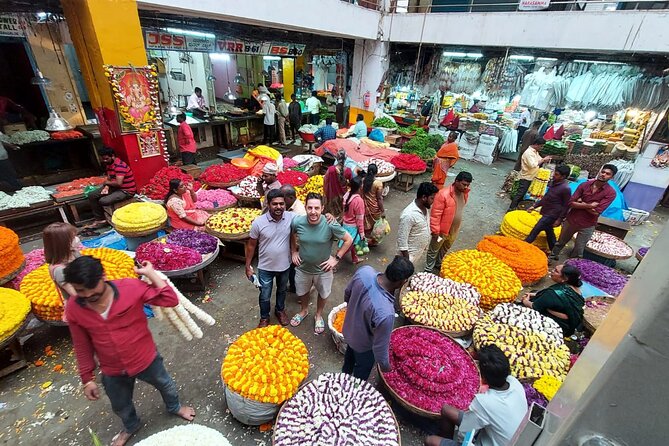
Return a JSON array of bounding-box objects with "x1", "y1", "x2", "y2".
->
[
  {"x1": 165, "y1": 179, "x2": 209, "y2": 231},
  {"x1": 341, "y1": 176, "x2": 365, "y2": 264}
]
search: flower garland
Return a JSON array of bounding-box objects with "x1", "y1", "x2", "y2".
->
[
  {"x1": 277, "y1": 170, "x2": 309, "y2": 187},
  {"x1": 103, "y1": 65, "x2": 161, "y2": 133},
  {"x1": 221, "y1": 325, "x2": 309, "y2": 404},
  {"x1": 440, "y1": 250, "x2": 521, "y2": 310},
  {"x1": 199, "y1": 163, "x2": 247, "y2": 185},
  {"x1": 112, "y1": 202, "x2": 167, "y2": 233},
  {"x1": 166, "y1": 230, "x2": 218, "y2": 255},
  {"x1": 500, "y1": 210, "x2": 562, "y2": 251},
  {"x1": 585, "y1": 230, "x2": 633, "y2": 258},
  {"x1": 532, "y1": 374, "x2": 563, "y2": 401},
  {"x1": 401, "y1": 290, "x2": 480, "y2": 333},
  {"x1": 0, "y1": 288, "x2": 31, "y2": 342},
  {"x1": 273, "y1": 373, "x2": 400, "y2": 446},
  {"x1": 136, "y1": 242, "x2": 202, "y2": 271},
  {"x1": 205, "y1": 208, "x2": 261, "y2": 235},
  {"x1": 8, "y1": 249, "x2": 45, "y2": 290},
  {"x1": 383, "y1": 326, "x2": 479, "y2": 413},
  {"x1": 407, "y1": 272, "x2": 480, "y2": 306},
  {"x1": 390, "y1": 153, "x2": 427, "y2": 172},
  {"x1": 195, "y1": 189, "x2": 236, "y2": 210},
  {"x1": 564, "y1": 258, "x2": 628, "y2": 296},
  {"x1": 0, "y1": 226, "x2": 25, "y2": 279},
  {"x1": 476, "y1": 235, "x2": 548, "y2": 285},
  {"x1": 295, "y1": 175, "x2": 324, "y2": 202},
  {"x1": 332, "y1": 307, "x2": 346, "y2": 333}
]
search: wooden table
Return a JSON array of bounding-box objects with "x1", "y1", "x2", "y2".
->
[
  {"x1": 596, "y1": 217, "x2": 632, "y2": 240},
  {"x1": 0, "y1": 201, "x2": 69, "y2": 227}
]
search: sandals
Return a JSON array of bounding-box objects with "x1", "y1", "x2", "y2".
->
[
  {"x1": 290, "y1": 312, "x2": 309, "y2": 327},
  {"x1": 314, "y1": 317, "x2": 325, "y2": 334}
]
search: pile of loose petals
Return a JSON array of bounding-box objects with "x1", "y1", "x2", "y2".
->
[
  {"x1": 136, "y1": 242, "x2": 202, "y2": 271},
  {"x1": 565, "y1": 258, "x2": 628, "y2": 296},
  {"x1": 585, "y1": 231, "x2": 633, "y2": 258},
  {"x1": 440, "y1": 250, "x2": 521, "y2": 310},
  {"x1": 382, "y1": 326, "x2": 479, "y2": 413},
  {"x1": 476, "y1": 235, "x2": 548, "y2": 285},
  {"x1": 195, "y1": 189, "x2": 236, "y2": 210},
  {"x1": 332, "y1": 308, "x2": 346, "y2": 333},
  {"x1": 533, "y1": 374, "x2": 563, "y2": 401},
  {"x1": 166, "y1": 229, "x2": 218, "y2": 254},
  {"x1": 206, "y1": 208, "x2": 261, "y2": 235},
  {"x1": 221, "y1": 325, "x2": 309, "y2": 404},
  {"x1": 295, "y1": 175, "x2": 324, "y2": 202}
]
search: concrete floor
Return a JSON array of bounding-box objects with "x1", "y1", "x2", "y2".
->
[{"x1": 0, "y1": 157, "x2": 666, "y2": 446}]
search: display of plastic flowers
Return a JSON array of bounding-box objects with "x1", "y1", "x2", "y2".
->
[
  {"x1": 136, "y1": 241, "x2": 202, "y2": 271},
  {"x1": 473, "y1": 312, "x2": 571, "y2": 380},
  {"x1": 477, "y1": 235, "x2": 548, "y2": 285},
  {"x1": 8, "y1": 249, "x2": 44, "y2": 290},
  {"x1": 206, "y1": 207, "x2": 261, "y2": 235},
  {"x1": 357, "y1": 158, "x2": 395, "y2": 176},
  {"x1": 166, "y1": 229, "x2": 218, "y2": 255},
  {"x1": 295, "y1": 175, "x2": 324, "y2": 202},
  {"x1": 221, "y1": 325, "x2": 309, "y2": 404},
  {"x1": 112, "y1": 202, "x2": 167, "y2": 233},
  {"x1": 237, "y1": 175, "x2": 261, "y2": 198},
  {"x1": 532, "y1": 374, "x2": 563, "y2": 401},
  {"x1": 199, "y1": 163, "x2": 247, "y2": 185},
  {"x1": 401, "y1": 290, "x2": 480, "y2": 333},
  {"x1": 407, "y1": 272, "x2": 480, "y2": 307},
  {"x1": 382, "y1": 326, "x2": 479, "y2": 413},
  {"x1": 500, "y1": 210, "x2": 562, "y2": 251},
  {"x1": 0, "y1": 226, "x2": 25, "y2": 279},
  {"x1": 273, "y1": 373, "x2": 400, "y2": 446},
  {"x1": 440, "y1": 250, "x2": 522, "y2": 310},
  {"x1": 134, "y1": 424, "x2": 232, "y2": 446},
  {"x1": 585, "y1": 231, "x2": 633, "y2": 258},
  {"x1": 139, "y1": 166, "x2": 200, "y2": 200},
  {"x1": 194, "y1": 189, "x2": 236, "y2": 210},
  {"x1": 21, "y1": 248, "x2": 136, "y2": 321},
  {"x1": 564, "y1": 258, "x2": 628, "y2": 296},
  {"x1": 277, "y1": 170, "x2": 309, "y2": 187},
  {"x1": 0, "y1": 288, "x2": 31, "y2": 342}
]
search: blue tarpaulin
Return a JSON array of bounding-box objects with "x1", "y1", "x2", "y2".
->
[{"x1": 569, "y1": 179, "x2": 628, "y2": 221}]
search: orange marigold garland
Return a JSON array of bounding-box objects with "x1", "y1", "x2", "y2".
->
[
  {"x1": 440, "y1": 250, "x2": 521, "y2": 310},
  {"x1": 0, "y1": 226, "x2": 25, "y2": 280},
  {"x1": 476, "y1": 235, "x2": 548, "y2": 285}
]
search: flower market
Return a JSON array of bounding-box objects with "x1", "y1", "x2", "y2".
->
[{"x1": 0, "y1": 1, "x2": 669, "y2": 446}]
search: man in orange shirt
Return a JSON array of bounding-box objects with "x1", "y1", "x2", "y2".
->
[
  {"x1": 425, "y1": 171, "x2": 472, "y2": 273},
  {"x1": 432, "y1": 132, "x2": 460, "y2": 188},
  {"x1": 176, "y1": 113, "x2": 197, "y2": 165}
]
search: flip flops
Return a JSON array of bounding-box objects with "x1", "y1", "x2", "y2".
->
[
  {"x1": 290, "y1": 312, "x2": 308, "y2": 327},
  {"x1": 314, "y1": 317, "x2": 325, "y2": 334}
]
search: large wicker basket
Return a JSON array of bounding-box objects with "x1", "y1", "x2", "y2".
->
[
  {"x1": 204, "y1": 180, "x2": 241, "y2": 189},
  {"x1": 0, "y1": 259, "x2": 26, "y2": 286},
  {"x1": 205, "y1": 227, "x2": 250, "y2": 241},
  {"x1": 583, "y1": 296, "x2": 616, "y2": 335},
  {"x1": 327, "y1": 302, "x2": 347, "y2": 354}
]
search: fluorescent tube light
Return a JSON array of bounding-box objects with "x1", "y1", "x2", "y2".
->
[
  {"x1": 510, "y1": 55, "x2": 535, "y2": 61},
  {"x1": 443, "y1": 51, "x2": 467, "y2": 58},
  {"x1": 263, "y1": 56, "x2": 281, "y2": 61},
  {"x1": 537, "y1": 57, "x2": 558, "y2": 61},
  {"x1": 574, "y1": 60, "x2": 625, "y2": 65},
  {"x1": 466, "y1": 53, "x2": 483, "y2": 58},
  {"x1": 165, "y1": 28, "x2": 216, "y2": 39}
]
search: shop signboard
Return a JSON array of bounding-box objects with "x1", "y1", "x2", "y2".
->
[
  {"x1": 0, "y1": 14, "x2": 27, "y2": 38},
  {"x1": 215, "y1": 39, "x2": 306, "y2": 57},
  {"x1": 518, "y1": 0, "x2": 551, "y2": 10},
  {"x1": 145, "y1": 31, "x2": 215, "y2": 52}
]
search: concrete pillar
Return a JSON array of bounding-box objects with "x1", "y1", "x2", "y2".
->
[{"x1": 349, "y1": 39, "x2": 389, "y2": 126}]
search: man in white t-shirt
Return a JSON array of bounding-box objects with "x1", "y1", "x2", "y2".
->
[
  {"x1": 305, "y1": 91, "x2": 321, "y2": 125},
  {"x1": 425, "y1": 345, "x2": 528, "y2": 446}
]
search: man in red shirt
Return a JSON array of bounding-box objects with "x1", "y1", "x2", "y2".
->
[
  {"x1": 176, "y1": 113, "x2": 197, "y2": 165},
  {"x1": 64, "y1": 256, "x2": 195, "y2": 446},
  {"x1": 87, "y1": 147, "x2": 137, "y2": 229},
  {"x1": 550, "y1": 164, "x2": 618, "y2": 260}
]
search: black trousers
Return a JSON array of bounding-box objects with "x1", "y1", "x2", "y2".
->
[
  {"x1": 263, "y1": 124, "x2": 275, "y2": 145},
  {"x1": 181, "y1": 151, "x2": 196, "y2": 165},
  {"x1": 509, "y1": 179, "x2": 531, "y2": 211}
]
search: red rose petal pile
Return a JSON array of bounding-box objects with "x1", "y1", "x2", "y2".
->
[
  {"x1": 390, "y1": 153, "x2": 427, "y2": 172},
  {"x1": 199, "y1": 163, "x2": 247, "y2": 185},
  {"x1": 277, "y1": 170, "x2": 309, "y2": 187},
  {"x1": 140, "y1": 167, "x2": 200, "y2": 200},
  {"x1": 135, "y1": 241, "x2": 202, "y2": 271}
]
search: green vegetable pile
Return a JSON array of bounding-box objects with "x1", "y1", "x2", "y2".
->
[
  {"x1": 567, "y1": 164, "x2": 581, "y2": 181},
  {"x1": 398, "y1": 124, "x2": 420, "y2": 135},
  {"x1": 371, "y1": 117, "x2": 398, "y2": 129},
  {"x1": 399, "y1": 130, "x2": 444, "y2": 161},
  {"x1": 540, "y1": 140, "x2": 568, "y2": 156},
  {"x1": 8, "y1": 130, "x2": 50, "y2": 145}
]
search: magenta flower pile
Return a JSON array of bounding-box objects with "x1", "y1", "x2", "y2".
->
[
  {"x1": 383, "y1": 326, "x2": 479, "y2": 413},
  {"x1": 136, "y1": 241, "x2": 202, "y2": 271}
]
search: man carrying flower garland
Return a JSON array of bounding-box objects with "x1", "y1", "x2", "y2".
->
[
  {"x1": 246, "y1": 189, "x2": 293, "y2": 328},
  {"x1": 424, "y1": 345, "x2": 527, "y2": 446},
  {"x1": 290, "y1": 192, "x2": 353, "y2": 334},
  {"x1": 342, "y1": 255, "x2": 414, "y2": 380},
  {"x1": 64, "y1": 256, "x2": 195, "y2": 446}
]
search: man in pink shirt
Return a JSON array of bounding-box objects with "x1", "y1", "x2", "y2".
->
[
  {"x1": 64, "y1": 256, "x2": 195, "y2": 446},
  {"x1": 176, "y1": 113, "x2": 197, "y2": 165}
]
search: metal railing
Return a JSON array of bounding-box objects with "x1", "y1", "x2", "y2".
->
[{"x1": 341, "y1": 0, "x2": 669, "y2": 13}]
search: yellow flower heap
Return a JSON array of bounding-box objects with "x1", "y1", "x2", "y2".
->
[
  {"x1": 401, "y1": 290, "x2": 480, "y2": 333},
  {"x1": 500, "y1": 210, "x2": 562, "y2": 251},
  {"x1": 440, "y1": 250, "x2": 521, "y2": 310},
  {"x1": 295, "y1": 175, "x2": 324, "y2": 202},
  {"x1": 206, "y1": 207, "x2": 262, "y2": 235},
  {"x1": 533, "y1": 374, "x2": 563, "y2": 401},
  {"x1": 222, "y1": 325, "x2": 309, "y2": 404},
  {"x1": 112, "y1": 202, "x2": 167, "y2": 234},
  {"x1": 21, "y1": 248, "x2": 136, "y2": 321},
  {"x1": 473, "y1": 313, "x2": 570, "y2": 380},
  {"x1": 0, "y1": 288, "x2": 31, "y2": 342}
]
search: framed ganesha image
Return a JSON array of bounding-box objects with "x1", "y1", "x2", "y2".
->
[
  {"x1": 137, "y1": 131, "x2": 162, "y2": 158},
  {"x1": 104, "y1": 65, "x2": 162, "y2": 133}
]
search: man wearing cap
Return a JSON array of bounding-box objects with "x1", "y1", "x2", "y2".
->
[{"x1": 257, "y1": 163, "x2": 282, "y2": 210}]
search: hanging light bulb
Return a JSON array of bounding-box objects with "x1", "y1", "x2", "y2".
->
[
  {"x1": 234, "y1": 72, "x2": 245, "y2": 84},
  {"x1": 226, "y1": 86, "x2": 236, "y2": 101},
  {"x1": 207, "y1": 74, "x2": 217, "y2": 82},
  {"x1": 45, "y1": 107, "x2": 73, "y2": 131},
  {"x1": 31, "y1": 70, "x2": 52, "y2": 86},
  {"x1": 167, "y1": 105, "x2": 182, "y2": 116}
]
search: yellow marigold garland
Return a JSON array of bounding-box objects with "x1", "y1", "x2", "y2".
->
[
  {"x1": 0, "y1": 226, "x2": 25, "y2": 279},
  {"x1": 500, "y1": 210, "x2": 562, "y2": 251},
  {"x1": 440, "y1": 250, "x2": 521, "y2": 310},
  {"x1": 400, "y1": 290, "x2": 480, "y2": 333},
  {"x1": 533, "y1": 374, "x2": 563, "y2": 401},
  {"x1": 476, "y1": 235, "x2": 548, "y2": 285},
  {"x1": 295, "y1": 175, "x2": 324, "y2": 202},
  {"x1": 20, "y1": 248, "x2": 137, "y2": 321},
  {"x1": 0, "y1": 288, "x2": 31, "y2": 342},
  {"x1": 221, "y1": 325, "x2": 309, "y2": 404},
  {"x1": 206, "y1": 207, "x2": 262, "y2": 235},
  {"x1": 112, "y1": 202, "x2": 167, "y2": 233}
]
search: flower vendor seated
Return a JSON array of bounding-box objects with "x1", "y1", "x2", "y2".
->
[
  {"x1": 165, "y1": 179, "x2": 210, "y2": 231},
  {"x1": 344, "y1": 114, "x2": 368, "y2": 139},
  {"x1": 43, "y1": 222, "x2": 82, "y2": 302},
  {"x1": 424, "y1": 344, "x2": 527, "y2": 446},
  {"x1": 522, "y1": 263, "x2": 584, "y2": 336}
]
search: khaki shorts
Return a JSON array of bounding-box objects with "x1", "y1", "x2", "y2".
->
[{"x1": 295, "y1": 268, "x2": 334, "y2": 298}]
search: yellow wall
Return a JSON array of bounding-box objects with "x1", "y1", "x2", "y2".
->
[
  {"x1": 349, "y1": 106, "x2": 374, "y2": 127},
  {"x1": 282, "y1": 58, "x2": 294, "y2": 100},
  {"x1": 60, "y1": 0, "x2": 147, "y2": 110}
]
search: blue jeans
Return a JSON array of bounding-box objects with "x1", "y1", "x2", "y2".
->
[
  {"x1": 525, "y1": 214, "x2": 558, "y2": 251},
  {"x1": 342, "y1": 346, "x2": 376, "y2": 381},
  {"x1": 101, "y1": 354, "x2": 180, "y2": 433},
  {"x1": 258, "y1": 268, "x2": 288, "y2": 320}
]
